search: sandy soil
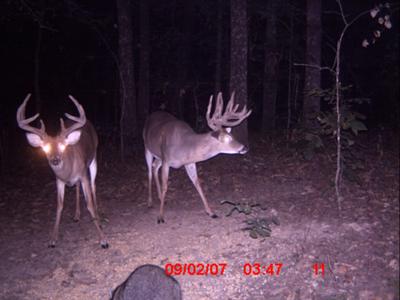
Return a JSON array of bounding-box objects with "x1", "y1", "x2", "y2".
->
[{"x1": 0, "y1": 133, "x2": 398, "y2": 300}]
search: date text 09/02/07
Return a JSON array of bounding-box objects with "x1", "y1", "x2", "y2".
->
[{"x1": 164, "y1": 262, "x2": 325, "y2": 276}]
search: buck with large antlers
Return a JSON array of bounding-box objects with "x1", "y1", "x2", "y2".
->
[
  {"x1": 143, "y1": 92, "x2": 252, "y2": 223},
  {"x1": 16, "y1": 94, "x2": 108, "y2": 248}
]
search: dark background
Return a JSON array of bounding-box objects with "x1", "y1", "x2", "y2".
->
[{"x1": 0, "y1": 0, "x2": 399, "y2": 171}]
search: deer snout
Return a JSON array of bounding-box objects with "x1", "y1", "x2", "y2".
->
[
  {"x1": 239, "y1": 145, "x2": 249, "y2": 154},
  {"x1": 50, "y1": 157, "x2": 61, "y2": 166}
]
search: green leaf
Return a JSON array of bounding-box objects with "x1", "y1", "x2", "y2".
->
[
  {"x1": 350, "y1": 120, "x2": 368, "y2": 135},
  {"x1": 250, "y1": 229, "x2": 258, "y2": 239}
]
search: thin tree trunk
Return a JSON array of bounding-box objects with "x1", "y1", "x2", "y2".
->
[
  {"x1": 229, "y1": 0, "x2": 249, "y2": 144},
  {"x1": 138, "y1": 0, "x2": 150, "y2": 129},
  {"x1": 171, "y1": 1, "x2": 193, "y2": 119},
  {"x1": 214, "y1": 0, "x2": 223, "y2": 97},
  {"x1": 34, "y1": 20, "x2": 42, "y2": 113},
  {"x1": 262, "y1": 0, "x2": 279, "y2": 132},
  {"x1": 303, "y1": 0, "x2": 321, "y2": 128},
  {"x1": 287, "y1": 1, "x2": 295, "y2": 140},
  {"x1": 117, "y1": 0, "x2": 137, "y2": 158}
]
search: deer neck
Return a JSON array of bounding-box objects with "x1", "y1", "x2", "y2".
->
[
  {"x1": 184, "y1": 132, "x2": 221, "y2": 163},
  {"x1": 50, "y1": 148, "x2": 82, "y2": 186}
]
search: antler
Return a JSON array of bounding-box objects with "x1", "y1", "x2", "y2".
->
[
  {"x1": 60, "y1": 95, "x2": 87, "y2": 137},
  {"x1": 206, "y1": 92, "x2": 252, "y2": 131},
  {"x1": 16, "y1": 94, "x2": 47, "y2": 138}
]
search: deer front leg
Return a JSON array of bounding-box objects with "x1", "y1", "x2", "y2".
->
[
  {"x1": 50, "y1": 179, "x2": 66, "y2": 248},
  {"x1": 81, "y1": 176, "x2": 108, "y2": 249},
  {"x1": 158, "y1": 163, "x2": 170, "y2": 224},
  {"x1": 73, "y1": 184, "x2": 81, "y2": 222},
  {"x1": 184, "y1": 163, "x2": 218, "y2": 218}
]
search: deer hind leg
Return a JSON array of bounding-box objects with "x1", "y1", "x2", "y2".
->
[
  {"x1": 184, "y1": 163, "x2": 217, "y2": 218},
  {"x1": 153, "y1": 158, "x2": 162, "y2": 202},
  {"x1": 158, "y1": 163, "x2": 170, "y2": 224},
  {"x1": 73, "y1": 184, "x2": 81, "y2": 222},
  {"x1": 50, "y1": 179, "x2": 66, "y2": 247},
  {"x1": 89, "y1": 158, "x2": 99, "y2": 219},
  {"x1": 145, "y1": 149, "x2": 154, "y2": 207},
  {"x1": 81, "y1": 176, "x2": 108, "y2": 249}
]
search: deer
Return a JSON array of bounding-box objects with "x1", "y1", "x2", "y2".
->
[
  {"x1": 143, "y1": 92, "x2": 252, "y2": 223},
  {"x1": 16, "y1": 94, "x2": 108, "y2": 248}
]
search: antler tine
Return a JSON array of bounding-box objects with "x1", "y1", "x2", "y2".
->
[
  {"x1": 206, "y1": 95, "x2": 218, "y2": 130},
  {"x1": 225, "y1": 91, "x2": 235, "y2": 113},
  {"x1": 59, "y1": 118, "x2": 66, "y2": 131},
  {"x1": 206, "y1": 92, "x2": 226, "y2": 131},
  {"x1": 215, "y1": 92, "x2": 224, "y2": 118},
  {"x1": 61, "y1": 95, "x2": 87, "y2": 136},
  {"x1": 205, "y1": 91, "x2": 252, "y2": 130},
  {"x1": 222, "y1": 105, "x2": 252, "y2": 127},
  {"x1": 218, "y1": 91, "x2": 252, "y2": 128},
  {"x1": 16, "y1": 93, "x2": 47, "y2": 137}
]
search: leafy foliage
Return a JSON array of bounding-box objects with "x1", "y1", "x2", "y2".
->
[
  {"x1": 242, "y1": 217, "x2": 280, "y2": 239},
  {"x1": 293, "y1": 86, "x2": 369, "y2": 182},
  {"x1": 221, "y1": 200, "x2": 279, "y2": 239}
]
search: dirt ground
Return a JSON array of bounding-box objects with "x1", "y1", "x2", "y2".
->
[{"x1": 0, "y1": 132, "x2": 399, "y2": 300}]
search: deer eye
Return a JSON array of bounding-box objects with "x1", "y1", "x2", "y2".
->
[
  {"x1": 58, "y1": 143, "x2": 66, "y2": 152},
  {"x1": 42, "y1": 143, "x2": 51, "y2": 154}
]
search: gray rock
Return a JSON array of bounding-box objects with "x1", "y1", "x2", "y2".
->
[{"x1": 111, "y1": 264, "x2": 182, "y2": 300}]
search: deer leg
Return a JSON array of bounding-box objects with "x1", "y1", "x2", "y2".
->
[
  {"x1": 184, "y1": 163, "x2": 218, "y2": 218},
  {"x1": 158, "y1": 163, "x2": 170, "y2": 224},
  {"x1": 73, "y1": 184, "x2": 81, "y2": 222},
  {"x1": 145, "y1": 149, "x2": 154, "y2": 207},
  {"x1": 89, "y1": 158, "x2": 100, "y2": 219},
  {"x1": 153, "y1": 158, "x2": 162, "y2": 202},
  {"x1": 81, "y1": 176, "x2": 108, "y2": 249},
  {"x1": 50, "y1": 179, "x2": 66, "y2": 247}
]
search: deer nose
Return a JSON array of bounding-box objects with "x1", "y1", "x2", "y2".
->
[
  {"x1": 239, "y1": 145, "x2": 249, "y2": 154},
  {"x1": 50, "y1": 157, "x2": 61, "y2": 166}
]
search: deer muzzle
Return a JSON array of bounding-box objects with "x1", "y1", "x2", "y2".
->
[
  {"x1": 239, "y1": 145, "x2": 249, "y2": 154},
  {"x1": 50, "y1": 157, "x2": 62, "y2": 166}
]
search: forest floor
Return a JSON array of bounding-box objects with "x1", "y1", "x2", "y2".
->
[{"x1": 0, "y1": 131, "x2": 399, "y2": 300}]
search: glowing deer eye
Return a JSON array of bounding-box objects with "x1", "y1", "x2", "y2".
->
[
  {"x1": 58, "y1": 143, "x2": 66, "y2": 152},
  {"x1": 42, "y1": 144, "x2": 51, "y2": 153},
  {"x1": 221, "y1": 134, "x2": 232, "y2": 143}
]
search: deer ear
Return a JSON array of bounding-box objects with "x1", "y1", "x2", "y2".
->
[
  {"x1": 26, "y1": 133, "x2": 43, "y2": 148},
  {"x1": 65, "y1": 130, "x2": 81, "y2": 145}
]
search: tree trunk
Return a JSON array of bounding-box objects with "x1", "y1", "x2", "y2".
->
[
  {"x1": 229, "y1": 0, "x2": 249, "y2": 144},
  {"x1": 214, "y1": 0, "x2": 223, "y2": 97},
  {"x1": 34, "y1": 16, "x2": 43, "y2": 113},
  {"x1": 138, "y1": 0, "x2": 150, "y2": 129},
  {"x1": 286, "y1": 1, "x2": 295, "y2": 139},
  {"x1": 117, "y1": 0, "x2": 137, "y2": 157},
  {"x1": 303, "y1": 0, "x2": 321, "y2": 128},
  {"x1": 262, "y1": 0, "x2": 279, "y2": 132},
  {"x1": 170, "y1": 1, "x2": 193, "y2": 119}
]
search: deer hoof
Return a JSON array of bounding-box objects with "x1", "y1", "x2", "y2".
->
[
  {"x1": 157, "y1": 217, "x2": 165, "y2": 224},
  {"x1": 210, "y1": 213, "x2": 218, "y2": 218},
  {"x1": 48, "y1": 241, "x2": 56, "y2": 248},
  {"x1": 73, "y1": 216, "x2": 80, "y2": 222},
  {"x1": 101, "y1": 241, "x2": 109, "y2": 249}
]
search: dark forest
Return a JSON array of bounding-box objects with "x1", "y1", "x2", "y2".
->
[{"x1": 0, "y1": 1, "x2": 399, "y2": 299}]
